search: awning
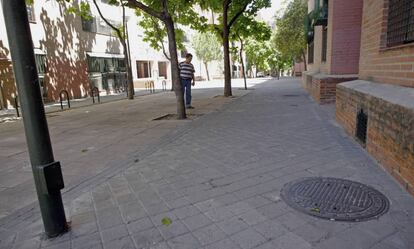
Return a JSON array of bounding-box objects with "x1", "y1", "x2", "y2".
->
[{"x1": 86, "y1": 52, "x2": 124, "y2": 59}]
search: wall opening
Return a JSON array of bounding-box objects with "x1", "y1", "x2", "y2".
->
[{"x1": 356, "y1": 108, "x2": 368, "y2": 145}]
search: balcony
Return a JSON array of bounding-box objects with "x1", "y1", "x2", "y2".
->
[{"x1": 313, "y1": 3, "x2": 328, "y2": 26}]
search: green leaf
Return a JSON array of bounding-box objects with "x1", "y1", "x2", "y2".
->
[
  {"x1": 311, "y1": 207, "x2": 321, "y2": 213},
  {"x1": 161, "y1": 217, "x2": 172, "y2": 226}
]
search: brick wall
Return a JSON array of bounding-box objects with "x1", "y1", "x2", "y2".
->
[
  {"x1": 330, "y1": 0, "x2": 363, "y2": 74},
  {"x1": 359, "y1": 0, "x2": 414, "y2": 88},
  {"x1": 310, "y1": 74, "x2": 358, "y2": 104},
  {"x1": 44, "y1": 55, "x2": 89, "y2": 102},
  {"x1": 337, "y1": 81, "x2": 414, "y2": 195}
]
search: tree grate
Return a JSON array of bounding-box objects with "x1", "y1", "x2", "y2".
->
[{"x1": 281, "y1": 177, "x2": 390, "y2": 222}]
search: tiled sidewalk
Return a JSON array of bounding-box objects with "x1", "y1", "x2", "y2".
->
[{"x1": 1, "y1": 78, "x2": 413, "y2": 249}]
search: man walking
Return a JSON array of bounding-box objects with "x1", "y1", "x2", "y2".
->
[{"x1": 179, "y1": 53, "x2": 195, "y2": 109}]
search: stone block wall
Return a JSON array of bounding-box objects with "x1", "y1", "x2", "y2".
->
[{"x1": 336, "y1": 80, "x2": 414, "y2": 195}]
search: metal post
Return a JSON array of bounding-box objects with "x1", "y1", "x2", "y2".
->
[
  {"x1": 14, "y1": 96, "x2": 20, "y2": 117},
  {"x1": 2, "y1": 0, "x2": 67, "y2": 237}
]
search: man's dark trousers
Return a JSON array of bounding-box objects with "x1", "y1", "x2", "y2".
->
[{"x1": 181, "y1": 78, "x2": 192, "y2": 107}]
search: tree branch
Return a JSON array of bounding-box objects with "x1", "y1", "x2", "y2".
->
[
  {"x1": 150, "y1": 17, "x2": 171, "y2": 60},
  {"x1": 213, "y1": 24, "x2": 223, "y2": 38},
  {"x1": 92, "y1": 0, "x2": 123, "y2": 39},
  {"x1": 228, "y1": 2, "x2": 249, "y2": 28},
  {"x1": 126, "y1": 0, "x2": 163, "y2": 19}
]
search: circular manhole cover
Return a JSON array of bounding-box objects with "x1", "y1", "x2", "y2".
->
[{"x1": 281, "y1": 177, "x2": 389, "y2": 222}]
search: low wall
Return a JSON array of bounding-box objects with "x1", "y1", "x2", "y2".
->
[
  {"x1": 302, "y1": 72, "x2": 357, "y2": 104},
  {"x1": 336, "y1": 80, "x2": 414, "y2": 195}
]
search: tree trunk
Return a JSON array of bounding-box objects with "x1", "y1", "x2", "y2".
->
[
  {"x1": 122, "y1": 40, "x2": 134, "y2": 99},
  {"x1": 125, "y1": 16, "x2": 134, "y2": 97},
  {"x1": 93, "y1": 0, "x2": 133, "y2": 99},
  {"x1": 204, "y1": 62, "x2": 210, "y2": 81},
  {"x1": 239, "y1": 38, "x2": 247, "y2": 90},
  {"x1": 164, "y1": 17, "x2": 186, "y2": 119},
  {"x1": 301, "y1": 49, "x2": 307, "y2": 71},
  {"x1": 222, "y1": 4, "x2": 232, "y2": 97},
  {"x1": 0, "y1": 85, "x2": 4, "y2": 109}
]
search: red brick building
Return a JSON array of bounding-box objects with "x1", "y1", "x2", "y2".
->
[
  {"x1": 336, "y1": 0, "x2": 414, "y2": 195},
  {"x1": 302, "y1": 0, "x2": 363, "y2": 103}
]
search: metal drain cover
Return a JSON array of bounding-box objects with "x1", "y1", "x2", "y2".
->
[{"x1": 281, "y1": 177, "x2": 389, "y2": 222}]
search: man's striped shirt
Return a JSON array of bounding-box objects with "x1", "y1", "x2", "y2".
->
[{"x1": 179, "y1": 61, "x2": 195, "y2": 79}]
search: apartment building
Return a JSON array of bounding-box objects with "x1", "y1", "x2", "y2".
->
[
  {"x1": 0, "y1": 0, "x2": 221, "y2": 109},
  {"x1": 336, "y1": 0, "x2": 414, "y2": 195},
  {"x1": 302, "y1": 0, "x2": 363, "y2": 104}
]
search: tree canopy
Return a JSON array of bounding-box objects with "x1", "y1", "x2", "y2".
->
[
  {"x1": 191, "y1": 32, "x2": 222, "y2": 81},
  {"x1": 272, "y1": 0, "x2": 307, "y2": 68},
  {"x1": 198, "y1": 0, "x2": 271, "y2": 96}
]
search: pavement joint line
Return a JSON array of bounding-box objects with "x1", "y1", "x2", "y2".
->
[
  {"x1": 0, "y1": 86, "x2": 254, "y2": 232},
  {"x1": 1, "y1": 78, "x2": 413, "y2": 248}
]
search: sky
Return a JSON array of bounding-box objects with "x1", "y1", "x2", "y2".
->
[{"x1": 258, "y1": 0, "x2": 288, "y2": 22}]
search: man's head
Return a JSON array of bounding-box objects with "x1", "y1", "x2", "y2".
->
[{"x1": 185, "y1": 53, "x2": 193, "y2": 63}]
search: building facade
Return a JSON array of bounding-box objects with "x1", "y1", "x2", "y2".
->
[
  {"x1": 303, "y1": 0, "x2": 363, "y2": 104},
  {"x1": 336, "y1": 0, "x2": 414, "y2": 195},
  {"x1": 0, "y1": 0, "x2": 226, "y2": 110}
]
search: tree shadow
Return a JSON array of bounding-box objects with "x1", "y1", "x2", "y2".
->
[
  {"x1": 106, "y1": 37, "x2": 121, "y2": 54},
  {"x1": 0, "y1": 40, "x2": 16, "y2": 109},
  {"x1": 39, "y1": 1, "x2": 96, "y2": 102}
]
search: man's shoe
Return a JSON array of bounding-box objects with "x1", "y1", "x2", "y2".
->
[{"x1": 186, "y1": 106, "x2": 195, "y2": 109}]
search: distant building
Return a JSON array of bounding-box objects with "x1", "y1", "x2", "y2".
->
[
  {"x1": 0, "y1": 0, "x2": 222, "y2": 109},
  {"x1": 294, "y1": 59, "x2": 305, "y2": 77},
  {"x1": 302, "y1": 0, "x2": 363, "y2": 104}
]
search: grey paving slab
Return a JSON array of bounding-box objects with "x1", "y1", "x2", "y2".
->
[
  {"x1": 230, "y1": 228, "x2": 267, "y2": 249},
  {"x1": 182, "y1": 213, "x2": 213, "y2": 231},
  {"x1": 1, "y1": 78, "x2": 414, "y2": 249},
  {"x1": 126, "y1": 217, "x2": 154, "y2": 234},
  {"x1": 167, "y1": 233, "x2": 201, "y2": 249},
  {"x1": 216, "y1": 216, "x2": 249, "y2": 236},
  {"x1": 192, "y1": 224, "x2": 226, "y2": 246},
  {"x1": 158, "y1": 220, "x2": 189, "y2": 240},
  {"x1": 270, "y1": 232, "x2": 312, "y2": 249},
  {"x1": 253, "y1": 219, "x2": 289, "y2": 240},
  {"x1": 203, "y1": 238, "x2": 241, "y2": 249},
  {"x1": 131, "y1": 227, "x2": 163, "y2": 249}
]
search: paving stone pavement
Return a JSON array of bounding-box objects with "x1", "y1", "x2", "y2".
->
[{"x1": 1, "y1": 78, "x2": 414, "y2": 249}]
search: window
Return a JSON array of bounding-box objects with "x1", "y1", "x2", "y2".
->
[
  {"x1": 27, "y1": 4, "x2": 35, "y2": 23},
  {"x1": 82, "y1": 16, "x2": 97, "y2": 32},
  {"x1": 35, "y1": 54, "x2": 46, "y2": 74},
  {"x1": 136, "y1": 61, "x2": 152, "y2": 78},
  {"x1": 387, "y1": 0, "x2": 414, "y2": 47},
  {"x1": 35, "y1": 54, "x2": 47, "y2": 97},
  {"x1": 97, "y1": 17, "x2": 114, "y2": 36},
  {"x1": 82, "y1": 16, "x2": 120, "y2": 36},
  {"x1": 308, "y1": 42, "x2": 314, "y2": 64},
  {"x1": 158, "y1": 62, "x2": 168, "y2": 79},
  {"x1": 87, "y1": 56, "x2": 125, "y2": 73},
  {"x1": 322, "y1": 26, "x2": 328, "y2": 62}
]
